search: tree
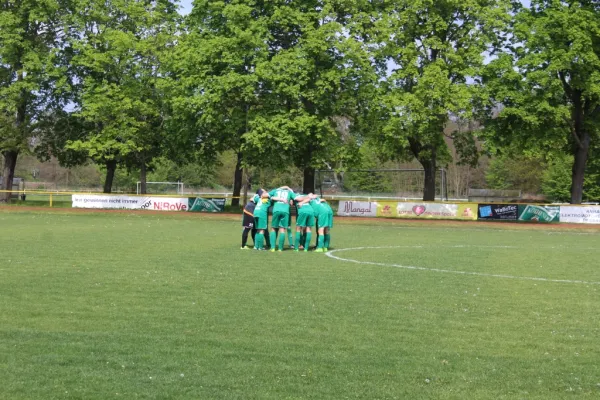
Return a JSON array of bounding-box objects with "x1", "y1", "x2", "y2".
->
[
  {"x1": 254, "y1": 1, "x2": 373, "y2": 194},
  {"x1": 483, "y1": 0, "x2": 600, "y2": 204},
  {"x1": 174, "y1": 0, "x2": 270, "y2": 206},
  {"x1": 177, "y1": 1, "x2": 371, "y2": 198},
  {"x1": 64, "y1": 0, "x2": 179, "y2": 193},
  {"x1": 485, "y1": 153, "x2": 545, "y2": 194},
  {"x1": 341, "y1": 145, "x2": 394, "y2": 194},
  {"x1": 0, "y1": 0, "x2": 66, "y2": 201},
  {"x1": 541, "y1": 150, "x2": 600, "y2": 203},
  {"x1": 367, "y1": 0, "x2": 510, "y2": 200}
]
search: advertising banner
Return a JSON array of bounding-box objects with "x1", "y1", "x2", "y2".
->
[
  {"x1": 72, "y1": 195, "x2": 188, "y2": 211},
  {"x1": 377, "y1": 202, "x2": 477, "y2": 220},
  {"x1": 337, "y1": 201, "x2": 377, "y2": 217},
  {"x1": 477, "y1": 204, "x2": 519, "y2": 221},
  {"x1": 517, "y1": 205, "x2": 560, "y2": 222},
  {"x1": 187, "y1": 197, "x2": 225, "y2": 212},
  {"x1": 559, "y1": 205, "x2": 600, "y2": 224},
  {"x1": 376, "y1": 202, "x2": 396, "y2": 218}
]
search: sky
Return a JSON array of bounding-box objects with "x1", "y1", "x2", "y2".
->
[{"x1": 179, "y1": 0, "x2": 193, "y2": 15}]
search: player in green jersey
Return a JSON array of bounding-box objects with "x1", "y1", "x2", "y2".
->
[
  {"x1": 319, "y1": 199, "x2": 334, "y2": 251},
  {"x1": 294, "y1": 195, "x2": 315, "y2": 251},
  {"x1": 309, "y1": 194, "x2": 332, "y2": 252},
  {"x1": 287, "y1": 199, "x2": 296, "y2": 249},
  {"x1": 252, "y1": 189, "x2": 271, "y2": 250},
  {"x1": 267, "y1": 187, "x2": 297, "y2": 251}
]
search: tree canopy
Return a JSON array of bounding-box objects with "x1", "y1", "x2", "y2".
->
[
  {"x1": 483, "y1": 0, "x2": 600, "y2": 204},
  {"x1": 2, "y1": 0, "x2": 600, "y2": 203}
]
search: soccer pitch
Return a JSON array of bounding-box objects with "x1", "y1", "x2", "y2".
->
[{"x1": 1, "y1": 210, "x2": 599, "y2": 399}]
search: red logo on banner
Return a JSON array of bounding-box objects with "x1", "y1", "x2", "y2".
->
[{"x1": 412, "y1": 205, "x2": 426, "y2": 216}]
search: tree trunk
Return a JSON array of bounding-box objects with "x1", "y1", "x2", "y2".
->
[
  {"x1": 103, "y1": 160, "x2": 117, "y2": 193},
  {"x1": 303, "y1": 167, "x2": 315, "y2": 194},
  {"x1": 570, "y1": 132, "x2": 590, "y2": 204},
  {"x1": 408, "y1": 137, "x2": 437, "y2": 201},
  {"x1": 0, "y1": 150, "x2": 19, "y2": 203},
  {"x1": 570, "y1": 94, "x2": 590, "y2": 205},
  {"x1": 242, "y1": 167, "x2": 249, "y2": 206},
  {"x1": 421, "y1": 157, "x2": 437, "y2": 201},
  {"x1": 140, "y1": 160, "x2": 147, "y2": 194},
  {"x1": 231, "y1": 152, "x2": 243, "y2": 207}
]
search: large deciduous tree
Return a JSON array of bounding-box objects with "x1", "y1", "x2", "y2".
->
[
  {"x1": 483, "y1": 0, "x2": 600, "y2": 204},
  {"x1": 174, "y1": 0, "x2": 269, "y2": 206},
  {"x1": 0, "y1": 0, "x2": 66, "y2": 202},
  {"x1": 177, "y1": 0, "x2": 371, "y2": 197},
  {"x1": 368, "y1": 0, "x2": 509, "y2": 200},
  {"x1": 246, "y1": 0, "x2": 373, "y2": 194},
  {"x1": 65, "y1": 0, "x2": 178, "y2": 193}
]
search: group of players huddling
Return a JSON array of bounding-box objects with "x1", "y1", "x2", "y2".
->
[{"x1": 241, "y1": 186, "x2": 333, "y2": 252}]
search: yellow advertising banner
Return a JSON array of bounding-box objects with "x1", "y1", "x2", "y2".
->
[{"x1": 376, "y1": 202, "x2": 478, "y2": 220}]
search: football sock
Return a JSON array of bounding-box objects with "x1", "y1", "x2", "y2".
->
[
  {"x1": 305, "y1": 232, "x2": 312, "y2": 249},
  {"x1": 317, "y1": 235, "x2": 324, "y2": 249},
  {"x1": 295, "y1": 232, "x2": 301, "y2": 249},
  {"x1": 278, "y1": 232, "x2": 285, "y2": 250},
  {"x1": 287, "y1": 226, "x2": 293, "y2": 246},
  {"x1": 324, "y1": 233, "x2": 330, "y2": 249},
  {"x1": 242, "y1": 228, "x2": 250, "y2": 247},
  {"x1": 269, "y1": 231, "x2": 276, "y2": 249},
  {"x1": 255, "y1": 233, "x2": 264, "y2": 249}
]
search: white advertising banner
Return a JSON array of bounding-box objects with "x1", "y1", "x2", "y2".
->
[
  {"x1": 393, "y1": 202, "x2": 477, "y2": 220},
  {"x1": 337, "y1": 201, "x2": 378, "y2": 217},
  {"x1": 560, "y1": 205, "x2": 600, "y2": 224},
  {"x1": 72, "y1": 195, "x2": 188, "y2": 211}
]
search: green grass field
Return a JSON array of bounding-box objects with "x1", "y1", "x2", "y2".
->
[{"x1": 1, "y1": 210, "x2": 599, "y2": 399}]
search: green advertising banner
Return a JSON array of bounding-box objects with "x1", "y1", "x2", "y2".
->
[
  {"x1": 517, "y1": 205, "x2": 560, "y2": 223},
  {"x1": 188, "y1": 197, "x2": 225, "y2": 212}
]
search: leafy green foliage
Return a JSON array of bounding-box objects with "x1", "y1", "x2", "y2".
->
[
  {"x1": 367, "y1": 0, "x2": 511, "y2": 199},
  {"x1": 482, "y1": 0, "x2": 600, "y2": 203},
  {"x1": 63, "y1": 0, "x2": 179, "y2": 189},
  {"x1": 176, "y1": 1, "x2": 374, "y2": 193},
  {"x1": 0, "y1": 0, "x2": 68, "y2": 199},
  {"x1": 541, "y1": 152, "x2": 600, "y2": 203},
  {"x1": 342, "y1": 145, "x2": 394, "y2": 194},
  {"x1": 485, "y1": 154, "x2": 545, "y2": 194}
]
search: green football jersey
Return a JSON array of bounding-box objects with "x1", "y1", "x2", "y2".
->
[
  {"x1": 309, "y1": 197, "x2": 326, "y2": 214},
  {"x1": 252, "y1": 194, "x2": 270, "y2": 217},
  {"x1": 268, "y1": 188, "x2": 296, "y2": 213}
]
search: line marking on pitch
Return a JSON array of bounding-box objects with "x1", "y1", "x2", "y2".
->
[{"x1": 325, "y1": 246, "x2": 600, "y2": 285}]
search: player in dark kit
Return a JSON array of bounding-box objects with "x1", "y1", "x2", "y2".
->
[{"x1": 241, "y1": 200, "x2": 257, "y2": 249}]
